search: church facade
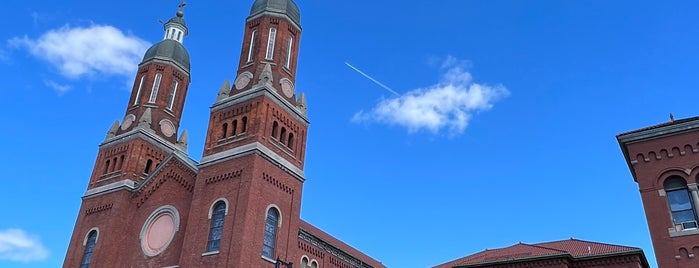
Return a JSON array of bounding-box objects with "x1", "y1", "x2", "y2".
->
[{"x1": 62, "y1": 1, "x2": 385, "y2": 268}]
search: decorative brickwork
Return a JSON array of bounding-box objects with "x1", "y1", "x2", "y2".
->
[
  {"x1": 204, "y1": 170, "x2": 243, "y2": 185},
  {"x1": 84, "y1": 203, "x2": 113, "y2": 216}
]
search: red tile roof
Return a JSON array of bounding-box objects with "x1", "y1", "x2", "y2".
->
[{"x1": 433, "y1": 238, "x2": 643, "y2": 268}]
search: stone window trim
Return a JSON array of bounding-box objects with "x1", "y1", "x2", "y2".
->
[
  {"x1": 208, "y1": 198, "x2": 230, "y2": 219},
  {"x1": 83, "y1": 227, "x2": 99, "y2": 246},
  {"x1": 139, "y1": 205, "x2": 180, "y2": 257},
  {"x1": 301, "y1": 255, "x2": 310, "y2": 267},
  {"x1": 265, "y1": 204, "x2": 282, "y2": 227}
]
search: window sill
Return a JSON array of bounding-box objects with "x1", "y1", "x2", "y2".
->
[
  {"x1": 261, "y1": 255, "x2": 276, "y2": 264},
  {"x1": 202, "y1": 251, "x2": 219, "y2": 256},
  {"x1": 669, "y1": 227, "x2": 699, "y2": 237}
]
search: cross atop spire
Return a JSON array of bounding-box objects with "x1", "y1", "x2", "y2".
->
[{"x1": 177, "y1": 1, "x2": 187, "y2": 17}]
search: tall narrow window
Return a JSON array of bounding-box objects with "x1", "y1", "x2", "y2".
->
[
  {"x1": 242, "y1": 117, "x2": 248, "y2": 133},
  {"x1": 134, "y1": 76, "x2": 145, "y2": 105},
  {"x1": 665, "y1": 176, "x2": 698, "y2": 229},
  {"x1": 310, "y1": 260, "x2": 318, "y2": 268},
  {"x1": 80, "y1": 230, "x2": 97, "y2": 268},
  {"x1": 207, "y1": 201, "x2": 226, "y2": 252},
  {"x1": 287, "y1": 133, "x2": 294, "y2": 149},
  {"x1": 280, "y1": 127, "x2": 287, "y2": 142},
  {"x1": 149, "y1": 73, "x2": 162, "y2": 103},
  {"x1": 285, "y1": 37, "x2": 293, "y2": 68},
  {"x1": 111, "y1": 157, "x2": 117, "y2": 172},
  {"x1": 104, "y1": 160, "x2": 110, "y2": 174},
  {"x1": 177, "y1": 31, "x2": 182, "y2": 42},
  {"x1": 247, "y1": 30, "x2": 257, "y2": 62},
  {"x1": 119, "y1": 155, "x2": 124, "y2": 170},
  {"x1": 232, "y1": 120, "x2": 238, "y2": 136},
  {"x1": 301, "y1": 257, "x2": 309, "y2": 268},
  {"x1": 265, "y1": 28, "x2": 277, "y2": 60},
  {"x1": 262, "y1": 207, "x2": 279, "y2": 259},
  {"x1": 271, "y1": 121, "x2": 279, "y2": 139},
  {"x1": 221, "y1": 123, "x2": 228, "y2": 139},
  {"x1": 144, "y1": 159, "x2": 153, "y2": 174},
  {"x1": 167, "y1": 80, "x2": 178, "y2": 110}
]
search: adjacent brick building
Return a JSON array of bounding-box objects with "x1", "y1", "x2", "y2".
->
[
  {"x1": 433, "y1": 238, "x2": 649, "y2": 268},
  {"x1": 618, "y1": 116, "x2": 699, "y2": 268},
  {"x1": 62, "y1": 1, "x2": 385, "y2": 267}
]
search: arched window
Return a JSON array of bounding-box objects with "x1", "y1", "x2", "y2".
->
[
  {"x1": 148, "y1": 73, "x2": 162, "y2": 103},
  {"x1": 119, "y1": 155, "x2": 124, "y2": 170},
  {"x1": 310, "y1": 260, "x2": 318, "y2": 268},
  {"x1": 301, "y1": 256, "x2": 309, "y2": 268},
  {"x1": 271, "y1": 121, "x2": 279, "y2": 139},
  {"x1": 134, "y1": 75, "x2": 145, "y2": 105},
  {"x1": 104, "y1": 160, "x2": 110, "y2": 174},
  {"x1": 167, "y1": 80, "x2": 178, "y2": 110},
  {"x1": 222, "y1": 123, "x2": 228, "y2": 139},
  {"x1": 247, "y1": 30, "x2": 257, "y2": 62},
  {"x1": 665, "y1": 176, "x2": 698, "y2": 229},
  {"x1": 80, "y1": 230, "x2": 97, "y2": 268},
  {"x1": 232, "y1": 120, "x2": 238, "y2": 136},
  {"x1": 144, "y1": 159, "x2": 153, "y2": 174},
  {"x1": 111, "y1": 157, "x2": 117, "y2": 172},
  {"x1": 261, "y1": 207, "x2": 279, "y2": 259},
  {"x1": 280, "y1": 127, "x2": 287, "y2": 143},
  {"x1": 287, "y1": 133, "x2": 294, "y2": 149},
  {"x1": 285, "y1": 37, "x2": 293, "y2": 68},
  {"x1": 265, "y1": 28, "x2": 277, "y2": 60},
  {"x1": 207, "y1": 201, "x2": 226, "y2": 252},
  {"x1": 242, "y1": 117, "x2": 248, "y2": 133}
]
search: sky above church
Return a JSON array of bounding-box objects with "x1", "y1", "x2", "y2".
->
[{"x1": 1, "y1": 1, "x2": 697, "y2": 267}]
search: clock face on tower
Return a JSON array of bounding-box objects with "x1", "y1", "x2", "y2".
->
[{"x1": 280, "y1": 79, "x2": 294, "y2": 98}]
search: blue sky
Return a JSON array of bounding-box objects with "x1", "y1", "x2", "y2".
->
[{"x1": 1, "y1": 1, "x2": 697, "y2": 267}]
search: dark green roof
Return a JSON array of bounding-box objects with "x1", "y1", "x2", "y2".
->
[
  {"x1": 249, "y1": 0, "x2": 301, "y2": 26},
  {"x1": 142, "y1": 39, "x2": 190, "y2": 71}
]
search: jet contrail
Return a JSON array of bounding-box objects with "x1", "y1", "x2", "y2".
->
[{"x1": 345, "y1": 62, "x2": 400, "y2": 96}]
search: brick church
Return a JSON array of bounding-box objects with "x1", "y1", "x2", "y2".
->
[{"x1": 62, "y1": 1, "x2": 385, "y2": 267}]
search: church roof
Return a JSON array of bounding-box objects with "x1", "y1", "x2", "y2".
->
[
  {"x1": 142, "y1": 39, "x2": 190, "y2": 71},
  {"x1": 433, "y1": 238, "x2": 646, "y2": 268},
  {"x1": 249, "y1": 0, "x2": 301, "y2": 26}
]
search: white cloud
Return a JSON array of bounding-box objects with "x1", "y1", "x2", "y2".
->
[
  {"x1": 45, "y1": 80, "x2": 72, "y2": 93},
  {"x1": 352, "y1": 57, "x2": 509, "y2": 135},
  {"x1": 0, "y1": 229, "x2": 49, "y2": 262},
  {"x1": 9, "y1": 24, "x2": 150, "y2": 79}
]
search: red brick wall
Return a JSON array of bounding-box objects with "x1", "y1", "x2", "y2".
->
[{"x1": 625, "y1": 130, "x2": 699, "y2": 268}]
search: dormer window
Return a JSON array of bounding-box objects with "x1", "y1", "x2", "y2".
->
[{"x1": 265, "y1": 28, "x2": 276, "y2": 60}]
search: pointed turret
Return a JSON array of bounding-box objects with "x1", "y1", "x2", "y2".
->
[
  {"x1": 177, "y1": 129, "x2": 189, "y2": 152},
  {"x1": 138, "y1": 108, "x2": 153, "y2": 130},
  {"x1": 297, "y1": 92, "x2": 307, "y2": 115},
  {"x1": 217, "y1": 80, "x2": 231, "y2": 101},
  {"x1": 106, "y1": 120, "x2": 120, "y2": 140}
]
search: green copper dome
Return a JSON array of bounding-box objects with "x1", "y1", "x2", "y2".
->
[
  {"x1": 142, "y1": 39, "x2": 190, "y2": 71},
  {"x1": 249, "y1": 0, "x2": 300, "y2": 26}
]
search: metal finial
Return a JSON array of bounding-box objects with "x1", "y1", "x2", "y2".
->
[{"x1": 177, "y1": 1, "x2": 187, "y2": 17}]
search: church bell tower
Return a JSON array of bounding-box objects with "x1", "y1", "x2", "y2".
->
[
  {"x1": 63, "y1": 3, "x2": 198, "y2": 267},
  {"x1": 178, "y1": 0, "x2": 309, "y2": 266}
]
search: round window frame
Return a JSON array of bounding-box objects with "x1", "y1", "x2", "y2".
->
[{"x1": 139, "y1": 205, "x2": 180, "y2": 257}]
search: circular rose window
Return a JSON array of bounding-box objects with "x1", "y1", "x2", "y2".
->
[{"x1": 140, "y1": 206, "x2": 179, "y2": 256}]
